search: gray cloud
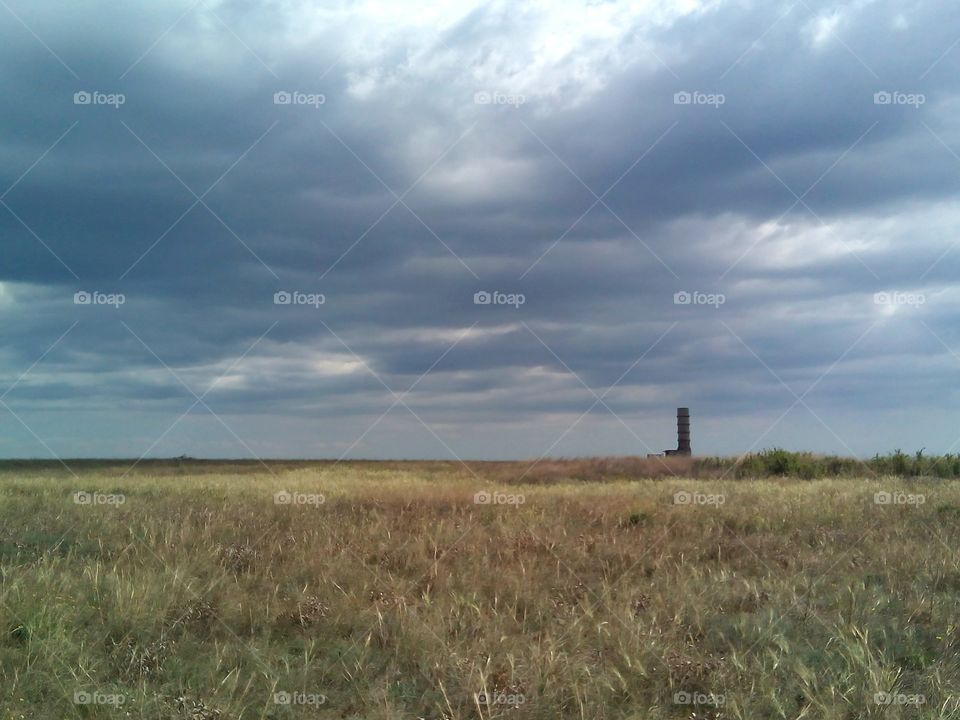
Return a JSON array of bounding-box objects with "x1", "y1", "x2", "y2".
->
[{"x1": 2, "y1": 0, "x2": 960, "y2": 460}]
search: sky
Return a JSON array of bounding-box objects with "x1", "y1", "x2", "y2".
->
[{"x1": 1, "y1": 0, "x2": 959, "y2": 461}]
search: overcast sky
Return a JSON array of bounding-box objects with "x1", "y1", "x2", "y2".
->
[{"x1": 1, "y1": 0, "x2": 959, "y2": 461}]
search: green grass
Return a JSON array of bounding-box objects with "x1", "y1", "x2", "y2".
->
[
  {"x1": 700, "y1": 448, "x2": 960, "y2": 480},
  {"x1": 1, "y1": 458, "x2": 959, "y2": 718}
]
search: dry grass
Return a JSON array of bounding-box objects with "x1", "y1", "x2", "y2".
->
[{"x1": 0, "y1": 460, "x2": 958, "y2": 718}]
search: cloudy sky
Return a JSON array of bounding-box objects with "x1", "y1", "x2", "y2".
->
[{"x1": 1, "y1": 0, "x2": 959, "y2": 461}]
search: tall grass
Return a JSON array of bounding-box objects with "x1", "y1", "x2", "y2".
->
[{"x1": 1, "y1": 461, "x2": 958, "y2": 718}]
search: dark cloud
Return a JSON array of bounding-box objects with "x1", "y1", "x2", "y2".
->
[{"x1": 1, "y1": 0, "x2": 959, "y2": 460}]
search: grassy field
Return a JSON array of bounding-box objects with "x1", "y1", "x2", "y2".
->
[{"x1": 1, "y1": 457, "x2": 959, "y2": 719}]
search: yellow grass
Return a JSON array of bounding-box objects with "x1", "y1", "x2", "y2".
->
[{"x1": 0, "y1": 460, "x2": 957, "y2": 718}]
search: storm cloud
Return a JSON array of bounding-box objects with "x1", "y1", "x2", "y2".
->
[{"x1": 2, "y1": 0, "x2": 959, "y2": 460}]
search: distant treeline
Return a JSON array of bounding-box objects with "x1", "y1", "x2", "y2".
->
[
  {"x1": 0, "y1": 450, "x2": 957, "y2": 481},
  {"x1": 699, "y1": 448, "x2": 960, "y2": 479}
]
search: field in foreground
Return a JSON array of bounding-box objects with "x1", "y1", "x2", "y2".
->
[{"x1": 2, "y1": 459, "x2": 959, "y2": 719}]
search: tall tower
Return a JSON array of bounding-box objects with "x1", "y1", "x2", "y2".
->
[
  {"x1": 676, "y1": 407, "x2": 691, "y2": 455},
  {"x1": 664, "y1": 407, "x2": 691, "y2": 456}
]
